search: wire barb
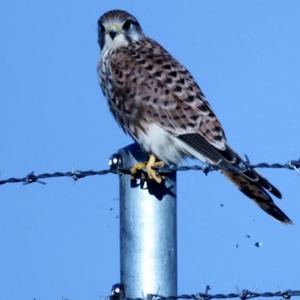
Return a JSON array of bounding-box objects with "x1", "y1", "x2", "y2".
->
[
  {"x1": 289, "y1": 160, "x2": 300, "y2": 175},
  {"x1": 0, "y1": 158, "x2": 299, "y2": 186}
]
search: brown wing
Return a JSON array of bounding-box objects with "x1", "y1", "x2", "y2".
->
[
  {"x1": 108, "y1": 38, "x2": 291, "y2": 224},
  {"x1": 109, "y1": 39, "x2": 252, "y2": 168},
  {"x1": 109, "y1": 38, "x2": 227, "y2": 149}
]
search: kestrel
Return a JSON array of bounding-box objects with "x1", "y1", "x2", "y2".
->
[{"x1": 97, "y1": 10, "x2": 291, "y2": 224}]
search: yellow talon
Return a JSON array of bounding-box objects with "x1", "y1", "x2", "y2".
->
[
  {"x1": 130, "y1": 162, "x2": 147, "y2": 176},
  {"x1": 130, "y1": 154, "x2": 165, "y2": 184},
  {"x1": 146, "y1": 155, "x2": 165, "y2": 183}
]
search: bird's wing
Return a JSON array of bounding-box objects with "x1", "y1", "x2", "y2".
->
[
  {"x1": 109, "y1": 39, "x2": 292, "y2": 224},
  {"x1": 109, "y1": 40, "x2": 278, "y2": 177},
  {"x1": 110, "y1": 39, "x2": 232, "y2": 161}
]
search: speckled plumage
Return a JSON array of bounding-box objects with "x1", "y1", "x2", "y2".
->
[{"x1": 97, "y1": 9, "x2": 292, "y2": 224}]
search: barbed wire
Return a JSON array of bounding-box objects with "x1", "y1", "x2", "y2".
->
[
  {"x1": 109, "y1": 284, "x2": 300, "y2": 300},
  {"x1": 146, "y1": 291, "x2": 300, "y2": 300},
  {"x1": 0, "y1": 158, "x2": 299, "y2": 186}
]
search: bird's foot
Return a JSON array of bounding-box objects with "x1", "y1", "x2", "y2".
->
[
  {"x1": 146, "y1": 155, "x2": 165, "y2": 183},
  {"x1": 130, "y1": 162, "x2": 147, "y2": 176},
  {"x1": 130, "y1": 154, "x2": 165, "y2": 184}
]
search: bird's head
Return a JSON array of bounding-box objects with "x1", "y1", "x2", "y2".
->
[{"x1": 98, "y1": 10, "x2": 144, "y2": 51}]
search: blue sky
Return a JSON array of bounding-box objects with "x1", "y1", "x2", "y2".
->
[{"x1": 0, "y1": 1, "x2": 300, "y2": 299}]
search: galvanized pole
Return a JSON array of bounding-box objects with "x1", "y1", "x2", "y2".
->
[{"x1": 110, "y1": 143, "x2": 177, "y2": 298}]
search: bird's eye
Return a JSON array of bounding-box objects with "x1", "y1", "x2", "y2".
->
[{"x1": 122, "y1": 20, "x2": 132, "y2": 31}]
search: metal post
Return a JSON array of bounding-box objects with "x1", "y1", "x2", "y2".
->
[{"x1": 111, "y1": 143, "x2": 177, "y2": 298}]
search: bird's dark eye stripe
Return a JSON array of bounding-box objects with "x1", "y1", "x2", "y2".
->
[
  {"x1": 122, "y1": 20, "x2": 132, "y2": 30},
  {"x1": 98, "y1": 20, "x2": 105, "y2": 32}
]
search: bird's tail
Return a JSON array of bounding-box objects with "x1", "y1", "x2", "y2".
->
[{"x1": 223, "y1": 167, "x2": 292, "y2": 224}]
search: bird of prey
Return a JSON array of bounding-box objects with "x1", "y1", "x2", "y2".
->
[{"x1": 97, "y1": 9, "x2": 291, "y2": 224}]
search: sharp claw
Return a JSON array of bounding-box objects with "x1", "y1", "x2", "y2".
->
[{"x1": 151, "y1": 170, "x2": 163, "y2": 184}]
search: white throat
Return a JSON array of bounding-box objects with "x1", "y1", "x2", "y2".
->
[{"x1": 103, "y1": 34, "x2": 129, "y2": 53}]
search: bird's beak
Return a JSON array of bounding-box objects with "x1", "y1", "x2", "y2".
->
[
  {"x1": 107, "y1": 23, "x2": 122, "y2": 40},
  {"x1": 109, "y1": 30, "x2": 117, "y2": 40}
]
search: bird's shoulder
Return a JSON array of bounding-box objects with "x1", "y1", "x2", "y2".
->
[{"x1": 109, "y1": 38, "x2": 207, "y2": 106}]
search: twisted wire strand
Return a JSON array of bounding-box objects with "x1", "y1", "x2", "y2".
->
[
  {"x1": 146, "y1": 290, "x2": 300, "y2": 300},
  {"x1": 0, "y1": 159, "x2": 299, "y2": 186},
  {"x1": 109, "y1": 284, "x2": 300, "y2": 300}
]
